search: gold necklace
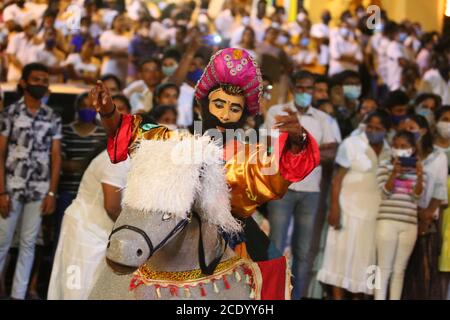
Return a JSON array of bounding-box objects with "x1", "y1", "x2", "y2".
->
[{"x1": 137, "y1": 256, "x2": 242, "y2": 282}]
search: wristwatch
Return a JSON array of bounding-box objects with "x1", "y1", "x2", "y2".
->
[{"x1": 48, "y1": 191, "x2": 56, "y2": 197}]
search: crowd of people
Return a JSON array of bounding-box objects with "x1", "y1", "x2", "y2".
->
[{"x1": 0, "y1": 0, "x2": 449, "y2": 300}]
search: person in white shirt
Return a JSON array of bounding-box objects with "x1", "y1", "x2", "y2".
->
[
  {"x1": 292, "y1": 35, "x2": 317, "y2": 72},
  {"x1": 416, "y1": 33, "x2": 437, "y2": 76},
  {"x1": 264, "y1": 71, "x2": 338, "y2": 299},
  {"x1": 99, "y1": 13, "x2": 130, "y2": 84},
  {"x1": 328, "y1": 14, "x2": 363, "y2": 77},
  {"x1": 398, "y1": 114, "x2": 448, "y2": 299},
  {"x1": 420, "y1": 52, "x2": 450, "y2": 106},
  {"x1": 386, "y1": 23, "x2": 410, "y2": 91},
  {"x1": 123, "y1": 58, "x2": 163, "y2": 114},
  {"x1": 48, "y1": 143, "x2": 131, "y2": 299},
  {"x1": 311, "y1": 10, "x2": 331, "y2": 68},
  {"x1": 6, "y1": 20, "x2": 41, "y2": 82},
  {"x1": 63, "y1": 38, "x2": 101, "y2": 85},
  {"x1": 3, "y1": 0, "x2": 44, "y2": 31},
  {"x1": 249, "y1": 0, "x2": 271, "y2": 43},
  {"x1": 35, "y1": 28, "x2": 65, "y2": 83}
]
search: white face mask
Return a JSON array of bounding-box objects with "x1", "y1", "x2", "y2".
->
[
  {"x1": 437, "y1": 121, "x2": 450, "y2": 139},
  {"x1": 392, "y1": 148, "x2": 414, "y2": 158}
]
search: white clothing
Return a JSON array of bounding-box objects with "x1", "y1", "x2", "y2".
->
[
  {"x1": 317, "y1": 132, "x2": 391, "y2": 294},
  {"x1": 123, "y1": 80, "x2": 153, "y2": 114},
  {"x1": 421, "y1": 69, "x2": 450, "y2": 105},
  {"x1": 420, "y1": 149, "x2": 448, "y2": 213},
  {"x1": 375, "y1": 220, "x2": 417, "y2": 300},
  {"x1": 177, "y1": 83, "x2": 195, "y2": 128},
  {"x1": 264, "y1": 102, "x2": 337, "y2": 193},
  {"x1": 386, "y1": 41, "x2": 408, "y2": 91},
  {"x1": 3, "y1": 3, "x2": 45, "y2": 27},
  {"x1": 328, "y1": 32, "x2": 362, "y2": 76},
  {"x1": 63, "y1": 53, "x2": 99, "y2": 77},
  {"x1": 310, "y1": 23, "x2": 330, "y2": 39},
  {"x1": 99, "y1": 30, "x2": 130, "y2": 81},
  {"x1": 6, "y1": 32, "x2": 40, "y2": 82},
  {"x1": 292, "y1": 50, "x2": 316, "y2": 67},
  {"x1": 47, "y1": 151, "x2": 130, "y2": 300}
]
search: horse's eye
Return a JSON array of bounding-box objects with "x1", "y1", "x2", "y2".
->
[{"x1": 162, "y1": 212, "x2": 172, "y2": 221}]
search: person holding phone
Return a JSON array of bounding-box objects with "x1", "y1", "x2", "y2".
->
[{"x1": 375, "y1": 131, "x2": 424, "y2": 300}]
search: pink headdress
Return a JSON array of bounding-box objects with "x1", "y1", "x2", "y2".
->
[{"x1": 194, "y1": 48, "x2": 263, "y2": 116}]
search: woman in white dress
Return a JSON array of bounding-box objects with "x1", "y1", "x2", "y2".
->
[
  {"x1": 317, "y1": 110, "x2": 391, "y2": 299},
  {"x1": 47, "y1": 97, "x2": 131, "y2": 300}
]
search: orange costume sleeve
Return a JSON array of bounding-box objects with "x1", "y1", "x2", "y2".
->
[{"x1": 107, "y1": 115, "x2": 320, "y2": 219}]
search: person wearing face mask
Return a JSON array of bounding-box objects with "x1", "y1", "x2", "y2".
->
[
  {"x1": 0, "y1": 63, "x2": 62, "y2": 300},
  {"x1": 6, "y1": 20, "x2": 42, "y2": 82},
  {"x1": 375, "y1": 131, "x2": 425, "y2": 300},
  {"x1": 414, "y1": 93, "x2": 442, "y2": 127},
  {"x1": 63, "y1": 38, "x2": 101, "y2": 85},
  {"x1": 99, "y1": 13, "x2": 131, "y2": 84},
  {"x1": 420, "y1": 52, "x2": 450, "y2": 106},
  {"x1": 53, "y1": 93, "x2": 108, "y2": 243},
  {"x1": 128, "y1": 17, "x2": 158, "y2": 81},
  {"x1": 433, "y1": 107, "x2": 450, "y2": 291},
  {"x1": 386, "y1": 23, "x2": 412, "y2": 91},
  {"x1": 291, "y1": 34, "x2": 317, "y2": 73},
  {"x1": 161, "y1": 49, "x2": 182, "y2": 81},
  {"x1": 383, "y1": 90, "x2": 412, "y2": 139},
  {"x1": 38, "y1": 10, "x2": 69, "y2": 54},
  {"x1": 257, "y1": 26, "x2": 292, "y2": 104},
  {"x1": 35, "y1": 28, "x2": 65, "y2": 83},
  {"x1": 328, "y1": 13, "x2": 362, "y2": 77},
  {"x1": 264, "y1": 71, "x2": 338, "y2": 299},
  {"x1": 332, "y1": 70, "x2": 363, "y2": 139},
  {"x1": 69, "y1": 17, "x2": 101, "y2": 54},
  {"x1": 48, "y1": 96, "x2": 131, "y2": 300},
  {"x1": 398, "y1": 114, "x2": 448, "y2": 299},
  {"x1": 311, "y1": 10, "x2": 331, "y2": 72},
  {"x1": 318, "y1": 110, "x2": 392, "y2": 299}
]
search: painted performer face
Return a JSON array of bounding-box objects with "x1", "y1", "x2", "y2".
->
[{"x1": 208, "y1": 88, "x2": 245, "y2": 131}]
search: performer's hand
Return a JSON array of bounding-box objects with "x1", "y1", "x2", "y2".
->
[
  {"x1": 41, "y1": 195, "x2": 56, "y2": 216},
  {"x1": 273, "y1": 107, "x2": 304, "y2": 147},
  {"x1": 89, "y1": 81, "x2": 114, "y2": 115},
  {"x1": 0, "y1": 194, "x2": 11, "y2": 219}
]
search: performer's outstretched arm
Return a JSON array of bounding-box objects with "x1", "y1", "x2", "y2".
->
[{"x1": 89, "y1": 80, "x2": 121, "y2": 137}]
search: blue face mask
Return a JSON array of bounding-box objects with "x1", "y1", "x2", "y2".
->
[
  {"x1": 343, "y1": 85, "x2": 361, "y2": 101},
  {"x1": 78, "y1": 109, "x2": 97, "y2": 123},
  {"x1": 162, "y1": 64, "x2": 178, "y2": 77},
  {"x1": 415, "y1": 107, "x2": 435, "y2": 125},
  {"x1": 410, "y1": 130, "x2": 421, "y2": 143},
  {"x1": 295, "y1": 93, "x2": 312, "y2": 109},
  {"x1": 390, "y1": 114, "x2": 407, "y2": 126},
  {"x1": 186, "y1": 69, "x2": 203, "y2": 84},
  {"x1": 366, "y1": 131, "x2": 386, "y2": 144},
  {"x1": 399, "y1": 32, "x2": 408, "y2": 43},
  {"x1": 300, "y1": 37, "x2": 310, "y2": 47}
]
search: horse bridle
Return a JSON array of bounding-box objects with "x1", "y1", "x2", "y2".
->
[
  {"x1": 108, "y1": 211, "x2": 228, "y2": 276},
  {"x1": 108, "y1": 212, "x2": 192, "y2": 259}
]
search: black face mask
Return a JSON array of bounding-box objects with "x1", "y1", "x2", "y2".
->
[{"x1": 25, "y1": 83, "x2": 48, "y2": 100}]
